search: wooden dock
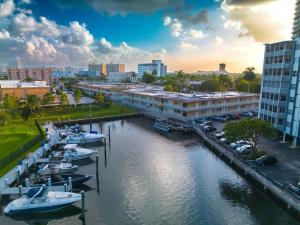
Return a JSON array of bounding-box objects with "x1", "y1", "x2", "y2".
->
[{"x1": 0, "y1": 123, "x2": 70, "y2": 196}]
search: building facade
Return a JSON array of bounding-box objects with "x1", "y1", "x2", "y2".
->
[
  {"x1": 7, "y1": 67, "x2": 53, "y2": 84},
  {"x1": 106, "y1": 63, "x2": 125, "y2": 74},
  {"x1": 137, "y1": 60, "x2": 167, "y2": 79},
  {"x1": 259, "y1": 0, "x2": 300, "y2": 146},
  {"x1": 78, "y1": 83, "x2": 259, "y2": 121},
  {"x1": 0, "y1": 80, "x2": 50, "y2": 99},
  {"x1": 88, "y1": 63, "x2": 107, "y2": 76},
  {"x1": 107, "y1": 72, "x2": 136, "y2": 82}
]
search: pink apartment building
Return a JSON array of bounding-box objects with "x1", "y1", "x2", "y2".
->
[{"x1": 7, "y1": 67, "x2": 53, "y2": 84}]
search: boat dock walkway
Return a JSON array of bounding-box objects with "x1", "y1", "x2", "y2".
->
[
  {"x1": 194, "y1": 126, "x2": 300, "y2": 218},
  {"x1": 0, "y1": 123, "x2": 70, "y2": 197}
]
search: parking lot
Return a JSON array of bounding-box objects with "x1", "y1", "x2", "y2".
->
[{"x1": 195, "y1": 114, "x2": 300, "y2": 193}]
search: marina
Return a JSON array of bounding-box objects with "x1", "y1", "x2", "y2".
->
[{"x1": 0, "y1": 118, "x2": 299, "y2": 225}]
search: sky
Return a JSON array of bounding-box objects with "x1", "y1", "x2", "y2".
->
[{"x1": 0, "y1": 0, "x2": 296, "y2": 73}]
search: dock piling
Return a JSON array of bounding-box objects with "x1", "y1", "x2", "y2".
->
[
  {"x1": 100, "y1": 122, "x2": 103, "y2": 133},
  {"x1": 4, "y1": 179, "x2": 8, "y2": 188},
  {"x1": 18, "y1": 185, "x2": 22, "y2": 196},
  {"x1": 64, "y1": 183, "x2": 68, "y2": 192},
  {"x1": 81, "y1": 191, "x2": 85, "y2": 220},
  {"x1": 68, "y1": 176, "x2": 72, "y2": 191},
  {"x1": 16, "y1": 169, "x2": 20, "y2": 184},
  {"x1": 25, "y1": 178, "x2": 30, "y2": 187},
  {"x1": 108, "y1": 126, "x2": 111, "y2": 143},
  {"x1": 25, "y1": 162, "x2": 29, "y2": 175},
  {"x1": 48, "y1": 177, "x2": 52, "y2": 187}
]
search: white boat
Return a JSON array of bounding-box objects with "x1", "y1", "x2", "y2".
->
[
  {"x1": 4, "y1": 186, "x2": 81, "y2": 215},
  {"x1": 37, "y1": 163, "x2": 79, "y2": 175},
  {"x1": 65, "y1": 132, "x2": 106, "y2": 144},
  {"x1": 63, "y1": 144, "x2": 97, "y2": 160}
]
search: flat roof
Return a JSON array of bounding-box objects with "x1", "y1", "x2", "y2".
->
[{"x1": 78, "y1": 83, "x2": 259, "y2": 103}]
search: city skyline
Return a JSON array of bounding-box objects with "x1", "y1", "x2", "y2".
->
[{"x1": 0, "y1": 0, "x2": 295, "y2": 73}]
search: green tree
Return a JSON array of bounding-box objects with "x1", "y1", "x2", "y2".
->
[
  {"x1": 243, "y1": 67, "x2": 256, "y2": 81},
  {"x1": 234, "y1": 77, "x2": 249, "y2": 92},
  {"x1": 21, "y1": 106, "x2": 31, "y2": 121},
  {"x1": 199, "y1": 77, "x2": 222, "y2": 92},
  {"x1": 218, "y1": 74, "x2": 233, "y2": 92},
  {"x1": 24, "y1": 76, "x2": 33, "y2": 82},
  {"x1": 94, "y1": 93, "x2": 105, "y2": 105},
  {"x1": 164, "y1": 84, "x2": 174, "y2": 91},
  {"x1": 73, "y1": 89, "x2": 82, "y2": 106},
  {"x1": 3, "y1": 94, "x2": 19, "y2": 118},
  {"x1": 60, "y1": 92, "x2": 69, "y2": 107},
  {"x1": 42, "y1": 92, "x2": 55, "y2": 105},
  {"x1": 142, "y1": 72, "x2": 157, "y2": 84},
  {"x1": 224, "y1": 119, "x2": 276, "y2": 151},
  {"x1": 26, "y1": 95, "x2": 41, "y2": 115},
  {"x1": 0, "y1": 111, "x2": 9, "y2": 125}
]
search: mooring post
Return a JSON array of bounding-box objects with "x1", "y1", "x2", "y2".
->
[
  {"x1": 104, "y1": 138, "x2": 107, "y2": 152},
  {"x1": 100, "y1": 122, "x2": 103, "y2": 133},
  {"x1": 25, "y1": 178, "x2": 30, "y2": 187},
  {"x1": 25, "y1": 162, "x2": 29, "y2": 175},
  {"x1": 108, "y1": 126, "x2": 111, "y2": 143},
  {"x1": 16, "y1": 169, "x2": 20, "y2": 184},
  {"x1": 64, "y1": 183, "x2": 68, "y2": 192},
  {"x1": 48, "y1": 177, "x2": 52, "y2": 187},
  {"x1": 81, "y1": 191, "x2": 86, "y2": 220},
  {"x1": 18, "y1": 185, "x2": 22, "y2": 196},
  {"x1": 68, "y1": 176, "x2": 72, "y2": 191},
  {"x1": 4, "y1": 178, "x2": 8, "y2": 188}
]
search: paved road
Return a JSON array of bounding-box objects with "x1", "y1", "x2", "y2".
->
[{"x1": 65, "y1": 91, "x2": 94, "y2": 105}]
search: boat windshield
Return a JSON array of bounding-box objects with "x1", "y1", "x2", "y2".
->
[{"x1": 27, "y1": 186, "x2": 47, "y2": 198}]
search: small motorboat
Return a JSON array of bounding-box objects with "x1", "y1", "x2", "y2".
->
[
  {"x1": 153, "y1": 121, "x2": 172, "y2": 133},
  {"x1": 37, "y1": 163, "x2": 79, "y2": 176},
  {"x1": 63, "y1": 144, "x2": 97, "y2": 161},
  {"x1": 59, "y1": 126, "x2": 81, "y2": 139},
  {"x1": 4, "y1": 186, "x2": 81, "y2": 216},
  {"x1": 65, "y1": 132, "x2": 106, "y2": 145},
  {"x1": 33, "y1": 174, "x2": 93, "y2": 187}
]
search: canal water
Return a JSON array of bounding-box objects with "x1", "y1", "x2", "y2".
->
[{"x1": 0, "y1": 118, "x2": 299, "y2": 225}]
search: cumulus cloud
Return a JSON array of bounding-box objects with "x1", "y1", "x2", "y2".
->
[
  {"x1": 0, "y1": 4, "x2": 167, "y2": 69},
  {"x1": 187, "y1": 29, "x2": 206, "y2": 39},
  {"x1": 179, "y1": 41, "x2": 198, "y2": 51},
  {"x1": 221, "y1": 0, "x2": 294, "y2": 43},
  {"x1": 0, "y1": 0, "x2": 15, "y2": 17},
  {"x1": 214, "y1": 36, "x2": 223, "y2": 45},
  {"x1": 163, "y1": 16, "x2": 182, "y2": 37}
]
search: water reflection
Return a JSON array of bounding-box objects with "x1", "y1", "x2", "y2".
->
[{"x1": 219, "y1": 179, "x2": 300, "y2": 225}]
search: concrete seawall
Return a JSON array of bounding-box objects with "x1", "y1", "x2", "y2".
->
[
  {"x1": 194, "y1": 127, "x2": 300, "y2": 220},
  {"x1": 53, "y1": 113, "x2": 141, "y2": 126}
]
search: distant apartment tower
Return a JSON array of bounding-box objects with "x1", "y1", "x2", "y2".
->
[
  {"x1": 7, "y1": 67, "x2": 53, "y2": 84},
  {"x1": 137, "y1": 60, "x2": 167, "y2": 79},
  {"x1": 88, "y1": 63, "x2": 107, "y2": 76},
  {"x1": 106, "y1": 63, "x2": 125, "y2": 74},
  {"x1": 219, "y1": 63, "x2": 226, "y2": 73},
  {"x1": 259, "y1": 0, "x2": 300, "y2": 146}
]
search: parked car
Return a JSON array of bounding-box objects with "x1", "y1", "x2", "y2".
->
[
  {"x1": 256, "y1": 155, "x2": 278, "y2": 166},
  {"x1": 212, "y1": 115, "x2": 228, "y2": 122},
  {"x1": 200, "y1": 121, "x2": 213, "y2": 128},
  {"x1": 230, "y1": 140, "x2": 248, "y2": 149},
  {"x1": 214, "y1": 131, "x2": 225, "y2": 138},
  {"x1": 250, "y1": 110, "x2": 258, "y2": 116},
  {"x1": 236, "y1": 144, "x2": 252, "y2": 154},
  {"x1": 288, "y1": 184, "x2": 300, "y2": 194},
  {"x1": 202, "y1": 126, "x2": 216, "y2": 132},
  {"x1": 194, "y1": 118, "x2": 206, "y2": 124},
  {"x1": 225, "y1": 113, "x2": 240, "y2": 120},
  {"x1": 219, "y1": 137, "x2": 229, "y2": 144},
  {"x1": 241, "y1": 111, "x2": 254, "y2": 117}
]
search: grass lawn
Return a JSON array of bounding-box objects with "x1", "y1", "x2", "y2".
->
[{"x1": 0, "y1": 103, "x2": 136, "y2": 177}]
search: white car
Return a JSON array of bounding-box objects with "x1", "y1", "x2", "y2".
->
[
  {"x1": 236, "y1": 145, "x2": 252, "y2": 153},
  {"x1": 219, "y1": 137, "x2": 228, "y2": 143},
  {"x1": 230, "y1": 140, "x2": 247, "y2": 149},
  {"x1": 214, "y1": 131, "x2": 225, "y2": 138}
]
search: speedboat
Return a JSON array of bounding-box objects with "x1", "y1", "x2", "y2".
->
[
  {"x1": 59, "y1": 126, "x2": 81, "y2": 139},
  {"x1": 65, "y1": 132, "x2": 106, "y2": 145},
  {"x1": 153, "y1": 121, "x2": 172, "y2": 133},
  {"x1": 63, "y1": 144, "x2": 97, "y2": 160},
  {"x1": 37, "y1": 163, "x2": 78, "y2": 175},
  {"x1": 33, "y1": 174, "x2": 93, "y2": 187},
  {"x1": 4, "y1": 186, "x2": 81, "y2": 216}
]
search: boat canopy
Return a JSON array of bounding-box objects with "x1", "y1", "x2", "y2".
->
[
  {"x1": 64, "y1": 144, "x2": 78, "y2": 150},
  {"x1": 26, "y1": 186, "x2": 47, "y2": 198}
]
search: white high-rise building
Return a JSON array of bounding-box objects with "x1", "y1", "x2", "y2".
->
[{"x1": 137, "y1": 60, "x2": 167, "y2": 79}]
